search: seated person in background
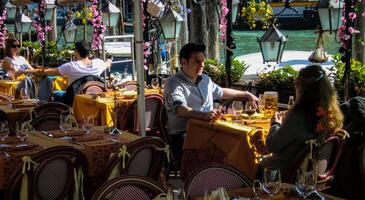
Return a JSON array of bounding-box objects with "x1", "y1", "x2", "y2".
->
[
  {"x1": 163, "y1": 43, "x2": 259, "y2": 161},
  {"x1": 2, "y1": 37, "x2": 33, "y2": 80},
  {"x1": 260, "y1": 65, "x2": 343, "y2": 176}
]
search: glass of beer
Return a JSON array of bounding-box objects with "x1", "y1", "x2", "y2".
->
[{"x1": 263, "y1": 91, "x2": 278, "y2": 118}]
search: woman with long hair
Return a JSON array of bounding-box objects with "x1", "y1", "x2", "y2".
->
[
  {"x1": 261, "y1": 64, "x2": 343, "y2": 175},
  {"x1": 2, "y1": 37, "x2": 33, "y2": 80}
]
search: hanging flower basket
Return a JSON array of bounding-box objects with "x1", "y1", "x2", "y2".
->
[
  {"x1": 308, "y1": 32, "x2": 329, "y2": 63},
  {"x1": 241, "y1": 0, "x2": 273, "y2": 29}
]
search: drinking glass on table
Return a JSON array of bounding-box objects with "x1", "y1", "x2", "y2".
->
[
  {"x1": 0, "y1": 121, "x2": 9, "y2": 148},
  {"x1": 258, "y1": 94, "x2": 265, "y2": 113},
  {"x1": 15, "y1": 121, "x2": 29, "y2": 146},
  {"x1": 245, "y1": 101, "x2": 256, "y2": 119},
  {"x1": 20, "y1": 88, "x2": 30, "y2": 100},
  {"x1": 82, "y1": 115, "x2": 94, "y2": 135},
  {"x1": 172, "y1": 185, "x2": 186, "y2": 200},
  {"x1": 232, "y1": 101, "x2": 243, "y2": 115},
  {"x1": 60, "y1": 114, "x2": 73, "y2": 135},
  {"x1": 262, "y1": 168, "x2": 281, "y2": 198},
  {"x1": 295, "y1": 169, "x2": 317, "y2": 199}
]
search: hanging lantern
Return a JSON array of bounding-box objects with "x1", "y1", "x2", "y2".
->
[
  {"x1": 63, "y1": 20, "x2": 77, "y2": 43},
  {"x1": 5, "y1": 1, "x2": 16, "y2": 20},
  {"x1": 44, "y1": 0, "x2": 56, "y2": 21},
  {"x1": 101, "y1": 1, "x2": 121, "y2": 27},
  {"x1": 318, "y1": 0, "x2": 342, "y2": 32},
  {"x1": 232, "y1": 0, "x2": 240, "y2": 24},
  {"x1": 160, "y1": 9, "x2": 183, "y2": 40},
  {"x1": 15, "y1": 12, "x2": 32, "y2": 33},
  {"x1": 257, "y1": 24, "x2": 287, "y2": 63}
]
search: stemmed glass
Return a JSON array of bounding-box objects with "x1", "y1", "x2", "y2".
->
[
  {"x1": 15, "y1": 121, "x2": 29, "y2": 147},
  {"x1": 262, "y1": 168, "x2": 281, "y2": 198},
  {"x1": 232, "y1": 101, "x2": 243, "y2": 115},
  {"x1": 245, "y1": 101, "x2": 256, "y2": 119},
  {"x1": 258, "y1": 94, "x2": 265, "y2": 113},
  {"x1": 172, "y1": 185, "x2": 186, "y2": 200},
  {"x1": 151, "y1": 77, "x2": 159, "y2": 89},
  {"x1": 60, "y1": 114, "x2": 73, "y2": 135},
  {"x1": 0, "y1": 121, "x2": 9, "y2": 148},
  {"x1": 82, "y1": 116, "x2": 94, "y2": 135},
  {"x1": 295, "y1": 169, "x2": 317, "y2": 199},
  {"x1": 20, "y1": 88, "x2": 30, "y2": 100}
]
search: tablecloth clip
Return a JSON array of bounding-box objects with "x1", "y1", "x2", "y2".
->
[
  {"x1": 305, "y1": 139, "x2": 319, "y2": 160},
  {"x1": 117, "y1": 145, "x2": 130, "y2": 169}
]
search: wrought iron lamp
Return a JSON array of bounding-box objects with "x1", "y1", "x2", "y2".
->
[
  {"x1": 45, "y1": 0, "x2": 56, "y2": 21},
  {"x1": 101, "y1": 1, "x2": 121, "y2": 28},
  {"x1": 5, "y1": 1, "x2": 16, "y2": 20},
  {"x1": 15, "y1": 12, "x2": 32, "y2": 33},
  {"x1": 257, "y1": 24, "x2": 288, "y2": 63},
  {"x1": 160, "y1": 8, "x2": 183, "y2": 40},
  {"x1": 63, "y1": 20, "x2": 77, "y2": 43},
  {"x1": 232, "y1": 0, "x2": 240, "y2": 24},
  {"x1": 318, "y1": 0, "x2": 342, "y2": 32}
]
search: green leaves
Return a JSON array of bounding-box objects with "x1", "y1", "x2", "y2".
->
[
  {"x1": 204, "y1": 59, "x2": 248, "y2": 86},
  {"x1": 256, "y1": 65, "x2": 298, "y2": 91}
]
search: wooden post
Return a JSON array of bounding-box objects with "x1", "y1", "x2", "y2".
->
[
  {"x1": 343, "y1": 0, "x2": 355, "y2": 100},
  {"x1": 225, "y1": 0, "x2": 233, "y2": 88},
  {"x1": 354, "y1": 0, "x2": 365, "y2": 63},
  {"x1": 206, "y1": 0, "x2": 220, "y2": 61}
]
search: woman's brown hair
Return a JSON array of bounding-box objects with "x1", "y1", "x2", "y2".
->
[{"x1": 4, "y1": 37, "x2": 19, "y2": 58}]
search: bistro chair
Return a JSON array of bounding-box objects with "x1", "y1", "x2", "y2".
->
[
  {"x1": 32, "y1": 102, "x2": 70, "y2": 117},
  {"x1": 120, "y1": 80, "x2": 138, "y2": 91},
  {"x1": 184, "y1": 164, "x2": 252, "y2": 199},
  {"x1": 103, "y1": 137, "x2": 167, "y2": 182},
  {"x1": 6, "y1": 146, "x2": 88, "y2": 200},
  {"x1": 118, "y1": 94, "x2": 164, "y2": 136},
  {"x1": 76, "y1": 81, "x2": 107, "y2": 95},
  {"x1": 92, "y1": 175, "x2": 166, "y2": 200},
  {"x1": 30, "y1": 115, "x2": 61, "y2": 131}
]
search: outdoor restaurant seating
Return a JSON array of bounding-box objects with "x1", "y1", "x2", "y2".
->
[
  {"x1": 120, "y1": 80, "x2": 138, "y2": 91},
  {"x1": 32, "y1": 102, "x2": 70, "y2": 117},
  {"x1": 6, "y1": 146, "x2": 88, "y2": 200},
  {"x1": 118, "y1": 94, "x2": 164, "y2": 136},
  {"x1": 76, "y1": 81, "x2": 107, "y2": 95},
  {"x1": 14, "y1": 77, "x2": 36, "y2": 100},
  {"x1": 184, "y1": 164, "x2": 252, "y2": 199},
  {"x1": 91, "y1": 175, "x2": 167, "y2": 200},
  {"x1": 104, "y1": 136, "x2": 167, "y2": 182},
  {"x1": 30, "y1": 115, "x2": 61, "y2": 131}
]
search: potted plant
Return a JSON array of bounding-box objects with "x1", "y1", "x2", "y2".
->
[
  {"x1": 256, "y1": 65, "x2": 298, "y2": 103},
  {"x1": 241, "y1": 0, "x2": 273, "y2": 29}
]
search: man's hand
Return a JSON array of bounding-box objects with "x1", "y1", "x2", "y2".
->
[
  {"x1": 271, "y1": 112, "x2": 283, "y2": 125},
  {"x1": 244, "y1": 91, "x2": 259, "y2": 105},
  {"x1": 203, "y1": 108, "x2": 223, "y2": 122}
]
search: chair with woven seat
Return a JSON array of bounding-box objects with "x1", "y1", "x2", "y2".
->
[
  {"x1": 32, "y1": 102, "x2": 70, "y2": 117},
  {"x1": 118, "y1": 94, "x2": 164, "y2": 136},
  {"x1": 6, "y1": 146, "x2": 88, "y2": 200},
  {"x1": 30, "y1": 115, "x2": 61, "y2": 131},
  {"x1": 184, "y1": 164, "x2": 252, "y2": 199},
  {"x1": 76, "y1": 81, "x2": 108, "y2": 95},
  {"x1": 103, "y1": 137, "x2": 167, "y2": 182},
  {"x1": 92, "y1": 175, "x2": 167, "y2": 200}
]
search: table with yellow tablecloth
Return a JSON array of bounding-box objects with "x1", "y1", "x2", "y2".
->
[{"x1": 182, "y1": 119, "x2": 270, "y2": 180}]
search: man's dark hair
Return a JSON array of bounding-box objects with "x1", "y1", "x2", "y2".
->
[
  {"x1": 179, "y1": 43, "x2": 206, "y2": 64},
  {"x1": 75, "y1": 41, "x2": 91, "y2": 58}
]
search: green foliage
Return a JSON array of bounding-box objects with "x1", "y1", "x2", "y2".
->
[
  {"x1": 332, "y1": 54, "x2": 365, "y2": 97},
  {"x1": 204, "y1": 59, "x2": 248, "y2": 86},
  {"x1": 256, "y1": 65, "x2": 298, "y2": 91}
]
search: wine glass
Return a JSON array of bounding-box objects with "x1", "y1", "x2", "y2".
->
[
  {"x1": 252, "y1": 179, "x2": 264, "y2": 200},
  {"x1": 295, "y1": 169, "x2": 317, "y2": 199},
  {"x1": 20, "y1": 88, "x2": 30, "y2": 100},
  {"x1": 232, "y1": 101, "x2": 243, "y2": 115},
  {"x1": 15, "y1": 121, "x2": 29, "y2": 146},
  {"x1": 245, "y1": 101, "x2": 256, "y2": 119},
  {"x1": 258, "y1": 94, "x2": 265, "y2": 113},
  {"x1": 172, "y1": 185, "x2": 186, "y2": 200},
  {"x1": 0, "y1": 121, "x2": 9, "y2": 148},
  {"x1": 262, "y1": 168, "x2": 281, "y2": 198},
  {"x1": 151, "y1": 77, "x2": 159, "y2": 89},
  {"x1": 82, "y1": 116, "x2": 94, "y2": 135},
  {"x1": 288, "y1": 96, "x2": 295, "y2": 110},
  {"x1": 60, "y1": 114, "x2": 73, "y2": 135}
]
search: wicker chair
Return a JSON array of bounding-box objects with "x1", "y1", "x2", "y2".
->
[
  {"x1": 30, "y1": 115, "x2": 61, "y2": 131},
  {"x1": 118, "y1": 94, "x2": 164, "y2": 136},
  {"x1": 76, "y1": 81, "x2": 107, "y2": 94},
  {"x1": 92, "y1": 175, "x2": 166, "y2": 200},
  {"x1": 6, "y1": 146, "x2": 88, "y2": 200},
  {"x1": 33, "y1": 102, "x2": 70, "y2": 117},
  {"x1": 103, "y1": 137, "x2": 167, "y2": 182},
  {"x1": 120, "y1": 81, "x2": 138, "y2": 91},
  {"x1": 184, "y1": 164, "x2": 252, "y2": 199}
]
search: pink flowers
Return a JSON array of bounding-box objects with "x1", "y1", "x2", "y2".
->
[
  {"x1": 32, "y1": 0, "x2": 53, "y2": 46},
  {"x1": 143, "y1": 42, "x2": 151, "y2": 70},
  {"x1": 91, "y1": 0, "x2": 106, "y2": 50},
  {"x1": 0, "y1": 8, "x2": 7, "y2": 48},
  {"x1": 219, "y1": 0, "x2": 229, "y2": 43},
  {"x1": 348, "y1": 12, "x2": 356, "y2": 20}
]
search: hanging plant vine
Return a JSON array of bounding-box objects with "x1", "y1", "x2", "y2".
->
[
  {"x1": 33, "y1": 0, "x2": 53, "y2": 47},
  {"x1": 219, "y1": 0, "x2": 229, "y2": 43},
  {"x1": 0, "y1": 7, "x2": 7, "y2": 48},
  {"x1": 91, "y1": 0, "x2": 106, "y2": 50}
]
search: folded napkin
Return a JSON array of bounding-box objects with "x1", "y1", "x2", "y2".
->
[
  {"x1": 2, "y1": 142, "x2": 38, "y2": 152},
  {"x1": 50, "y1": 129, "x2": 84, "y2": 138},
  {"x1": 72, "y1": 134, "x2": 104, "y2": 142}
]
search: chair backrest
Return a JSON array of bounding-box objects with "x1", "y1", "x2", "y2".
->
[
  {"x1": 92, "y1": 175, "x2": 166, "y2": 200},
  {"x1": 6, "y1": 146, "x2": 88, "y2": 200},
  {"x1": 159, "y1": 105, "x2": 170, "y2": 144},
  {"x1": 118, "y1": 94, "x2": 164, "y2": 136},
  {"x1": 120, "y1": 81, "x2": 138, "y2": 91},
  {"x1": 76, "y1": 81, "x2": 107, "y2": 95},
  {"x1": 104, "y1": 137, "x2": 166, "y2": 182},
  {"x1": 33, "y1": 102, "x2": 70, "y2": 117},
  {"x1": 184, "y1": 164, "x2": 252, "y2": 199},
  {"x1": 30, "y1": 115, "x2": 61, "y2": 131}
]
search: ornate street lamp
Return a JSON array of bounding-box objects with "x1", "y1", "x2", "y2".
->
[
  {"x1": 160, "y1": 8, "x2": 183, "y2": 40},
  {"x1": 101, "y1": 1, "x2": 121, "y2": 28},
  {"x1": 15, "y1": 12, "x2": 32, "y2": 33},
  {"x1": 63, "y1": 20, "x2": 77, "y2": 43},
  {"x1": 257, "y1": 24, "x2": 288, "y2": 63},
  {"x1": 5, "y1": 1, "x2": 16, "y2": 20},
  {"x1": 318, "y1": 0, "x2": 342, "y2": 32},
  {"x1": 45, "y1": 0, "x2": 56, "y2": 21},
  {"x1": 232, "y1": 0, "x2": 240, "y2": 24}
]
